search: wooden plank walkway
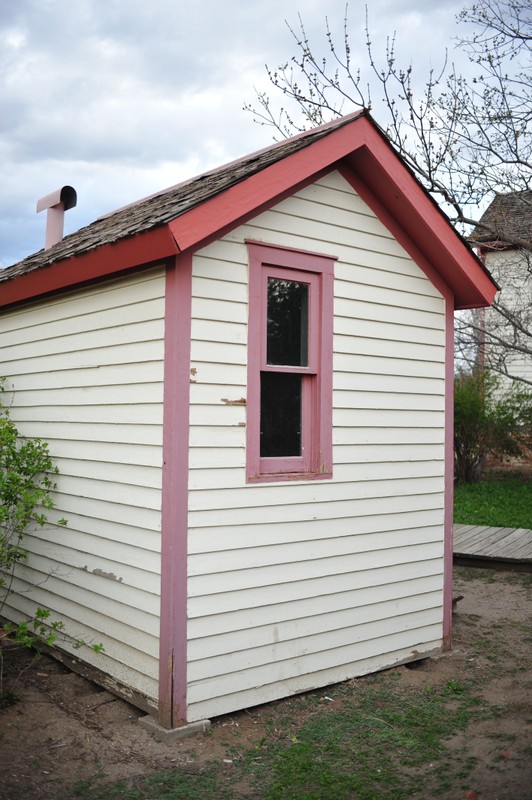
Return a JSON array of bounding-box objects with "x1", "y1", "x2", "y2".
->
[{"x1": 454, "y1": 524, "x2": 532, "y2": 571}]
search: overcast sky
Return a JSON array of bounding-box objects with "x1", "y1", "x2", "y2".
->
[{"x1": 0, "y1": 0, "x2": 468, "y2": 268}]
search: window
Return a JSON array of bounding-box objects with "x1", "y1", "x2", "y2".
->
[{"x1": 246, "y1": 242, "x2": 335, "y2": 482}]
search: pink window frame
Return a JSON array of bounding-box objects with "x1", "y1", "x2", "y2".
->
[{"x1": 246, "y1": 241, "x2": 335, "y2": 483}]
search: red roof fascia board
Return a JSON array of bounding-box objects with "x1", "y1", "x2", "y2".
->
[
  {"x1": 168, "y1": 121, "x2": 369, "y2": 252},
  {"x1": 344, "y1": 135, "x2": 497, "y2": 309},
  {"x1": 0, "y1": 226, "x2": 179, "y2": 310}
]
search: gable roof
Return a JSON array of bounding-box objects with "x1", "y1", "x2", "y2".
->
[
  {"x1": 0, "y1": 110, "x2": 497, "y2": 311},
  {"x1": 470, "y1": 190, "x2": 532, "y2": 249}
]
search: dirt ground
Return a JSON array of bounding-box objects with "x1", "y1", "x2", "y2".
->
[{"x1": 1, "y1": 566, "x2": 531, "y2": 800}]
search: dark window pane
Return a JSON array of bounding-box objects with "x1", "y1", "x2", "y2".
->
[
  {"x1": 267, "y1": 278, "x2": 308, "y2": 366},
  {"x1": 260, "y1": 372, "x2": 302, "y2": 457}
]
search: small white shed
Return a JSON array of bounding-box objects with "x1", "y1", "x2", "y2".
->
[{"x1": 0, "y1": 111, "x2": 496, "y2": 729}]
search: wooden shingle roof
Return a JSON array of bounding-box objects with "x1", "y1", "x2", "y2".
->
[
  {"x1": 0, "y1": 114, "x2": 361, "y2": 284},
  {"x1": 0, "y1": 110, "x2": 498, "y2": 311},
  {"x1": 470, "y1": 190, "x2": 532, "y2": 248}
]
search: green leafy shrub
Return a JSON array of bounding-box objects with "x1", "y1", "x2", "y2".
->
[
  {"x1": 454, "y1": 371, "x2": 532, "y2": 483},
  {"x1": 0, "y1": 380, "x2": 102, "y2": 701}
]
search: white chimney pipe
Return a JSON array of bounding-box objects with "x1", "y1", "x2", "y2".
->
[{"x1": 36, "y1": 186, "x2": 77, "y2": 249}]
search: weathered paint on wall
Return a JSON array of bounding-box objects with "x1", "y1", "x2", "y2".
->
[
  {"x1": 186, "y1": 171, "x2": 446, "y2": 721},
  {"x1": 0, "y1": 267, "x2": 166, "y2": 703}
]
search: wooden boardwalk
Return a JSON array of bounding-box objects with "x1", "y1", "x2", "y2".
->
[{"x1": 454, "y1": 524, "x2": 532, "y2": 571}]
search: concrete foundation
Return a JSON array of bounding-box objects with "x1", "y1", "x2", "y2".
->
[{"x1": 138, "y1": 715, "x2": 211, "y2": 741}]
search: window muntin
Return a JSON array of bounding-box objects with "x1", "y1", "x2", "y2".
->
[{"x1": 247, "y1": 242, "x2": 334, "y2": 482}]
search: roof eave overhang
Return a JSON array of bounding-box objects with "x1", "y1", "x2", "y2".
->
[
  {"x1": 0, "y1": 226, "x2": 180, "y2": 310},
  {"x1": 166, "y1": 115, "x2": 497, "y2": 310},
  {"x1": 0, "y1": 113, "x2": 497, "y2": 312}
]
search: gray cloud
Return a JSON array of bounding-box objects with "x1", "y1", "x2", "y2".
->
[{"x1": 1, "y1": 0, "x2": 467, "y2": 267}]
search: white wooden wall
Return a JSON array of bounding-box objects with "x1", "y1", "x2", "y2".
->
[
  {"x1": 187, "y1": 170, "x2": 447, "y2": 721},
  {"x1": 483, "y1": 249, "x2": 532, "y2": 387},
  {"x1": 0, "y1": 268, "x2": 166, "y2": 705}
]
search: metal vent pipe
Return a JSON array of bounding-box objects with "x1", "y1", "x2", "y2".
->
[{"x1": 36, "y1": 185, "x2": 77, "y2": 249}]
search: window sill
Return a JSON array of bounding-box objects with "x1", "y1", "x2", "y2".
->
[{"x1": 246, "y1": 470, "x2": 333, "y2": 484}]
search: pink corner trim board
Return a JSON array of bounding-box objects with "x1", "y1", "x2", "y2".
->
[
  {"x1": 159, "y1": 254, "x2": 192, "y2": 727},
  {"x1": 443, "y1": 297, "x2": 455, "y2": 648}
]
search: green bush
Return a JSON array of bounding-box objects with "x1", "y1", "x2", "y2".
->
[
  {"x1": 454, "y1": 371, "x2": 532, "y2": 483},
  {"x1": 0, "y1": 380, "x2": 101, "y2": 701}
]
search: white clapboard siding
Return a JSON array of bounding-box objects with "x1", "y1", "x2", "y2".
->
[
  {"x1": 0, "y1": 268, "x2": 165, "y2": 703},
  {"x1": 186, "y1": 169, "x2": 447, "y2": 721},
  {"x1": 189, "y1": 573, "x2": 442, "y2": 637}
]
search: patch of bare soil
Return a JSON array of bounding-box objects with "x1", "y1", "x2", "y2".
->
[{"x1": 1, "y1": 567, "x2": 531, "y2": 800}]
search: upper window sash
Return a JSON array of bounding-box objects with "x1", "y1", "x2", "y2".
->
[{"x1": 260, "y1": 266, "x2": 320, "y2": 375}]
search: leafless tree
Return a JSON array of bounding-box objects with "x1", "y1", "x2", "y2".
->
[{"x1": 244, "y1": 0, "x2": 532, "y2": 385}]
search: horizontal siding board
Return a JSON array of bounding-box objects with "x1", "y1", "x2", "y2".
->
[
  {"x1": 189, "y1": 404, "x2": 246, "y2": 427},
  {"x1": 14, "y1": 561, "x2": 160, "y2": 633},
  {"x1": 334, "y1": 295, "x2": 443, "y2": 329},
  {"x1": 189, "y1": 574, "x2": 442, "y2": 638},
  {"x1": 11, "y1": 421, "x2": 163, "y2": 446},
  {"x1": 189, "y1": 592, "x2": 442, "y2": 663},
  {"x1": 26, "y1": 525, "x2": 160, "y2": 572},
  {"x1": 7, "y1": 573, "x2": 159, "y2": 660},
  {"x1": 188, "y1": 491, "x2": 443, "y2": 528},
  {"x1": 333, "y1": 443, "x2": 445, "y2": 464},
  {"x1": 24, "y1": 533, "x2": 161, "y2": 582},
  {"x1": 190, "y1": 339, "x2": 247, "y2": 365},
  {"x1": 54, "y1": 491, "x2": 161, "y2": 531},
  {"x1": 188, "y1": 476, "x2": 444, "y2": 513},
  {"x1": 187, "y1": 639, "x2": 441, "y2": 721},
  {"x1": 1, "y1": 269, "x2": 165, "y2": 708},
  {"x1": 190, "y1": 511, "x2": 441, "y2": 556},
  {"x1": 333, "y1": 352, "x2": 444, "y2": 379},
  {"x1": 54, "y1": 474, "x2": 161, "y2": 509},
  {"x1": 189, "y1": 526, "x2": 442, "y2": 575},
  {"x1": 188, "y1": 362, "x2": 247, "y2": 387},
  {"x1": 247, "y1": 207, "x2": 409, "y2": 259},
  {"x1": 0, "y1": 269, "x2": 165, "y2": 332},
  {"x1": 188, "y1": 512, "x2": 443, "y2": 553},
  {"x1": 334, "y1": 314, "x2": 444, "y2": 346},
  {"x1": 334, "y1": 388, "x2": 445, "y2": 410},
  {"x1": 8, "y1": 403, "x2": 163, "y2": 426},
  {"x1": 189, "y1": 296, "x2": 248, "y2": 324},
  {"x1": 0, "y1": 298, "x2": 165, "y2": 348},
  {"x1": 2, "y1": 319, "x2": 164, "y2": 362},
  {"x1": 333, "y1": 334, "x2": 444, "y2": 363},
  {"x1": 46, "y1": 439, "x2": 162, "y2": 467},
  {"x1": 2, "y1": 594, "x2": 160, "y2": 699},
  {"x1": 191, "y1": 318, "x2": 247, "y2": 345},
  {"x1": 188, "y1": 459, "x2": 444, "y2": 491},
  {"x1": 14, "y1": 383, "x2": 164, "y2": 407},
  {"x1": 3, "y1": 340, "x2": 164, "y2": 373},
  {"x1": 188, "y1": 557, "x2": 443, "y2": 617},
  {"x1": 187, "y1": 620, "x2": 441, "y2": 703},
  {"x1": 54, "y1": 458, "x2": 162, "y2": 490},
  {"x1": 334, "y1": 280, "x2": 444, "y2": 315},
  {"x1": 333, "y1": 409, "x2": 443, "y2": 428},
  {"x1": 5, "y1": 362, "x2": 164, "y2": 391},
  {"x1": 36, "y1": 510, "x2": 161, "y2": 552},
  {"x1": 192, "y1": 275, "x2": 248, "y2": 303},
  {"x1": 332, "y1": 427, "x2": 444, "y2": 445},
  {"x1": 333, "y1": 371, "x2": 444, "y2": 394},
  {"x1": 188, "y1": 542, "x2": 443, "y2": 595}
]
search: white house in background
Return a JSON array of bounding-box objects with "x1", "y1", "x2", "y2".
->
[
  {"x1": 0, "y1": 111, "x2": 496, "y2": 731},
  {"x1": 470, "y1": 190, "x2": 532, "y2": 387}
]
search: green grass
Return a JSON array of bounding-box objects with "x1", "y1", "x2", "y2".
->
[
  {"x1": 454, "y1": 471, "x2": 532, "y2": 528},
  {"x1": 71, "y1": 676, "x2": 490, "y2": 800}
]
